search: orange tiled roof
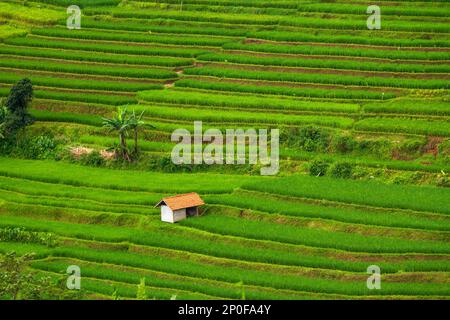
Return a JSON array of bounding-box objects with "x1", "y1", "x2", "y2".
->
[{"x1": 155, "y1": 192, "x2": 204, "y2": 211}]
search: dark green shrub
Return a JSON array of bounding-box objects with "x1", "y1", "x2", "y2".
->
[
  {"x1": 148, "y1": 155, "x2": 193, "y2": 173},
  {"x1": 28, "y1": 135, "x2": 57, "y2": 159},
  {"x1": 391, "y1": 172, "x2": 425, "y2": 185},
  {"x1": 4, "y1": 78, "x2": 34, "y2": 133},
  {"x1": 329, "y1": 161, "x2": 354, "y2": 179},
  {"x1": 351, "y1": 166, "x2": 371, "y2": 180},
  {"x1": 3, "y1": 134, "x2": 58, "y2": 159},
  {"x1": 397, "y1": 139, "x2": 425, "y2": 157},
  {"x1": 357, "y1": 139, "x2": 392, "y2": 159},
  {"x1": 331, "y1": 134, "x2": 357, "y2": 154},
  {"x1": 79, "y1": 150, "x2": 105, "y2": 167},
  {"x1": 436, "y1": 172, "x2": 449, "y2": 187},
  {"x1": 309, "y1": 159, "x2": 330, "y2": 177},
  {"x1": 0, "y1": 227, "x2": 57, "y2": 247},
  {"x1": 281, "y1": 126, "x2": 330, "y2": 152},
  {"x1": 438, "y1": 139, "x2": 449, "y2": 164},
  {"x1": 299, "y1": 126, "x2": 330, "y2": 152}
]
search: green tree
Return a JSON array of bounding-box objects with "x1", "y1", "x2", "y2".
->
[
  {"x1": 0, "y1": 101, "x2": 9, "y2": 139},
  {"x1": 4, "y1": 78, "x2": 34, "y2": 134},
  {"x1": 129, "y1": 110, "x2": 154, "y2": 156},
  {"x1": 102, "y1": 107, "x2": 133, "y2": 161}
]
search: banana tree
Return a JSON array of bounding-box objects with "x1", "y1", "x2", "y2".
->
[
  {"x1": 129, "y1": 110, "x2": 154, "y2": 156},
  {"x1": 102, "y1": 107, "x2": 132, "y2": 161}
]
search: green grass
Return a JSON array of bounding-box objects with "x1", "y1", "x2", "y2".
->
[
  {"x1": 85, "y1": 7, "x2": 450, "y2": 33},
  {"x1": 0, "y1": 88, "x2": 137, "y2": 105},
  {"x1": 0, "y1": 72, "x2": 163, "y2": 92},
  {"x1": 223, "y1": 42, "x2": 450, "y2": 61},
  {"x1": 181, "y1": 213, "x2": 450, "y2": 254},
  {"x1": 0, "y1": 241, "x2": 52, "y2": 257},
  {"x1": 5, "y1": 36, "x2": 210, "y2": 58},
  {"x1": 79, "y1": 135, "x2": 174, "y2": 153},
  {"x1": 0, "y1": 57, "x2": 177, "y2": 79},
  {"x1": 77, "y1": 16, "x2": 249, "y2": 37},
  {"x1": 355, "y1": 117, "x2": 450, "y2": 137},
  {"x1": 0, "y1": 189, "x2": 151, "y2": 216},
  {"x1": 175, "y1": 78, "x2": 396, "y2": 100},
  {"x1": 364, "y1": 99, "x2": 450, "y2": 116},
  {"x1": 30, "y1": 109, "x2": 103, "y2": 127},
  {"x1": 137, "y1": 89, "x2": 360, "y2": 114},
  {"x1": 0, "y1": 0, "x2": 449, "y2": 300},
  {"x1": 35, "y1": 0, "x2": 121, "y2": 8},
  {"x1": 280, "y1": 149, "x2": 450, "y2": 174},
  {"x1": 34, "y1": 262, "x2": 221, "y2": 300},
  {"x1": 31, "y1": 27, "x2": 237, "y2": 47},
  {"x1": 198, "y1": 52, "x2": 450, "y2": 74},
  {"x1": 0, "y1": 2, "x2": 63, "y2": 24},
  {"x1": 132, "y1": 104, "x2": 355, "y2": 128},
  {"x1": 205, "y1": 192, "x2": 450, "y2": 232},
  {"x1": 32, "y1": 258, "x2": 319, "y2": 300},
  {"x1": 294, "y1": 3, "x2": 450, "y2": 18},
  {"x1": 10, "y1": 237, "x2": 450, "y2": 297},
  {"x1": 0, "y1": 213, "x2": 387, "y2": 273},
  {"x1": 242, "y1": 175, "x2": 450, "y2": 215},
  {"x1": 0, "y1": 25, "x2": 27, "y2": 40},
  {"x1": 4, "y1": 203, "x2": 450, "y2": 274},
  {"x1": 42, "y1": 245, "x2": 450, "y2": 296},
  {"x1": 184, "y1": 66, "x2": 450, "y2": 89},
  {"x1": 0, "y1": 44, "x2": 194, "y2": 67},
  {"x1": 248, "y1": 30, "x2": 450, "y2": 48},
  {"x1": 0, "y1": 158, "x2": 262, "y2": 193},
  {"x1": 0, "y1": 175, "x2": 163, "y2": 206}
]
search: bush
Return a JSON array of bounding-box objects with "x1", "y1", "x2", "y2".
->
[
  {"x1": 28, "y1": 135, "x2": 57, "y2": 159},
  {"x1": 331, "y1": 134, "x2": 357, "y2": 154},
  {"x1": 1, "y1": 134, "x2": 58, "y2": 159},
  {"x1": 148, "y1": 155, "x2": 193, "y2": 173},
  {"x1": 438, "y1": 139, "x2": 450, "y2": 164},
  {"x1": 351, "y1": 166, "x2": 371, "y2": 180},
  {"x1": 0, "y1": 227, "x2": 57, "y2": 247},
  {"x1": 329, "y1": 162, "x2": 354, "y2": 179},
  {"x1": 309, "y1": 159, "x2": 330, "y2": 177},
  {"x1": 79, "y1": 150, "x2": 105, "y2": 167},
  {"x1": 391, "y1": 172, "x2": 425, "y2": 186},
  {"x1": 357, "y1": 139, "x2": 393, "y2": 159},
  {"x1": 436, "y1": 172, "x2": 449, "y2": 187},
  {"x1": 397, "y1": 139, "x2": 425, "y2": 157},
  {"x1": 282, "y1": 126, "x2": 330, "y2": 152}
]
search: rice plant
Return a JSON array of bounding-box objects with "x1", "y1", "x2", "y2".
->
[
  {"x1": 0, "y1": 45, "x2": 194, "y2": 67},
  {"x1": 31, "y1": 27, "x2": 237, "y2": 47},
  {"x1": 175, "y1": 78, "x2": 396, "y2": 100},
  {"x1": 137, "y1": 89, "x2": 360, "y2": 113},
  {"x1": 242, "y1": 175, "x2": 450, "y2": 214},
  {"x1": 5, "y1": 37, "x2": 209, "y2": 58},
  {"x1": 184, "y1": 66, "x2": 450, "y2": 89},
  {"x1": 0, "y1": 57, "x2": 177, "y2": 79},
  {"x1": 223, "y1": 42, "x2": 450, "y2": 61},
  {"x1": 198, "y1": 52, "x2": 450, "y2": 74}
]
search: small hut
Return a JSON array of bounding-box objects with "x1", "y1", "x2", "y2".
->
[{"x1": 155, "y1": 192, "x2": 204, "y2": 223}]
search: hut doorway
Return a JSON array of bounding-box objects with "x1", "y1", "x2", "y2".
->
[{"x1": 186, "y1": 207, "x2": 198, "y2": 217}]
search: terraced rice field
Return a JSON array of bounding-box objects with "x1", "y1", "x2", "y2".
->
[{"x1": 0, "y1": 0, "x2": 449, "y2": 300}]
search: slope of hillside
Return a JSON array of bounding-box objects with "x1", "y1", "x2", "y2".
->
[{"x1": 0, "y1": 0, "x2": 449, "y2": 300}]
